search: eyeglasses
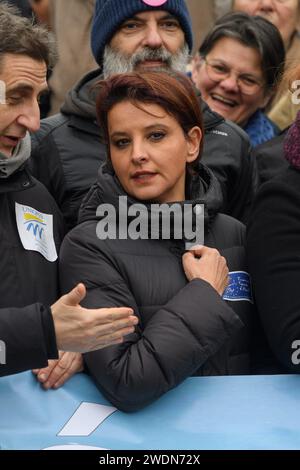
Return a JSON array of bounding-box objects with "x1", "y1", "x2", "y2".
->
[{"x1": 203, "y1": 58, "x2": 265, "y2": 95}]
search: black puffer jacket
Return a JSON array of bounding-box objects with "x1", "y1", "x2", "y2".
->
[
  {"x1": 0, "y1": 166, "x2": 64, "y2": 376},
  {"x1": 247, "y1": 165, "x2": 300, "y2": 372},
  {"x1": 30, "y1": 69, "x2": 256, "y2": 229},
  {"x1": 253, "y1": 129, "x2": 289, "y2": 186},
  {"x1": 59, "y1": 163, "x2": 254, "y2": 412}
]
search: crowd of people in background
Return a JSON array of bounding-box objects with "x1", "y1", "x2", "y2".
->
[{"x1": 1, "y1": 0, "x2": 300, "y2": 411}]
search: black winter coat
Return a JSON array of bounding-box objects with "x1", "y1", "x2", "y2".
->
[
  {"x1": 253, "y1": 129, "x2": 289, "y2": 186},
  {"x1": 30, "y1": 69, "x2": 257, "y2": 229},
  {"x1": 247, "y1": 166, "x2": 300, "y2": 372},
  {"x1": 0, "y1": 166, "x2": 64, "y2": 376},
  {"x1": 59, "y1": 164, "x2": 254, "y2": 411}
]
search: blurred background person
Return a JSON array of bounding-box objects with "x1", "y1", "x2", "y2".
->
[
  {"x1": 233, "y1": 0, "x2": 300, "y2": 50},
  {"x1": 30, "y1": 0, "x2": 52, "y2": 117},
  {"x1": 186, "y1": 0, "x2": 217, "y2": 53},
  {"x1": 29, "y1": 0, "x2": 50, "y2": 25},
  {"x1": 47, "y1": 0, "x2": 97, "y2": 115},
  {"x1": 192, "y1": 12, "x2": 285, "y2": 147}
]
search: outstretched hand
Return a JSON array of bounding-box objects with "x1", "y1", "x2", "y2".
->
[{"x1": 51, "y1": 283, "x2": 139, "y2": 353}]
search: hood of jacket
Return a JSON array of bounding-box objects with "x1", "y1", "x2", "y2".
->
[
  {"x1": 61, "y1": 68, "x2": 102, "y2": 120},
  {"x1": 61, "y1": 69, "x2": 225, "y2": 132},
  {"x1": 78, "y1": 161, "x2": 223, "y2": 241}
]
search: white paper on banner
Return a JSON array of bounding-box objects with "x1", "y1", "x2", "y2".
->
[
  {"x1": 44, "y1": 445, "x2": 108, "y2": 450},
  {"x1": 15, "y1": 202, "x2": 57, "y2": 262},
  {"x1": 58, "y1": 402, "x2": 117, "y2": 437}
]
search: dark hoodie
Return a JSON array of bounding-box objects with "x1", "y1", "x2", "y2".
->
[
  {"x1": 59, "y1": 162, "x2": 254, "y2": 412},
  {"x1": 30, "y1": 69, "x2": 257, "y2": 229}
]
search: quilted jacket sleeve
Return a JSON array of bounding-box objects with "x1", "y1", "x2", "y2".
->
[{"x1": 0, "y1": 303, "x2": 58, "y2": 377}]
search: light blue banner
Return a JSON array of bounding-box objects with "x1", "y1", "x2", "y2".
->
[{"x1": 0, "y1": 372, "x2": 300, "y2": 450}]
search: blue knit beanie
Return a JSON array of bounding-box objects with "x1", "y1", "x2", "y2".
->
[{"x1": 91, "y1": 0, "x2": 193, "y2": 65}]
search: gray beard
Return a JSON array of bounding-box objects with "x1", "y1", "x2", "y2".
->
[{"x1": 102, "y1": 43, "x2": 190, "y2": 79}]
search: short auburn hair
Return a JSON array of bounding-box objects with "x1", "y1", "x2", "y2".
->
[{"x1": 96, "y1": 70, "x2": 204, "y2": 178}]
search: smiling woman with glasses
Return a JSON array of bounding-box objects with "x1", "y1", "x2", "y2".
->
[
  {"x1": 232, "y1": 0, "x2": 300, "y2": 130},
  {"x1": 203, "y1": 58, "x2": 265, "y2": 96},
  {"x1": 192, "y1": 12, "x2": 285, "y2": 147}
]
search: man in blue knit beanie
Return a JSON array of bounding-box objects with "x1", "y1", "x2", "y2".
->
[{"x1": 91, "y1": 0, "x2": 193, "y2": 78}]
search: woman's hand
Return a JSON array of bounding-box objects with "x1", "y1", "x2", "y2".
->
[
  {"x1": 182, "y1": 245, "x2": 229, "y2": 296},
  {"x1": 32, "y1": 351, "x2": 84, "y2": 390}
]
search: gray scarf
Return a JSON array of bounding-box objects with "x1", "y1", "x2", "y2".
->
[{"x1": 0, "y1": 132, "x2": 31, "y2": 178}]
